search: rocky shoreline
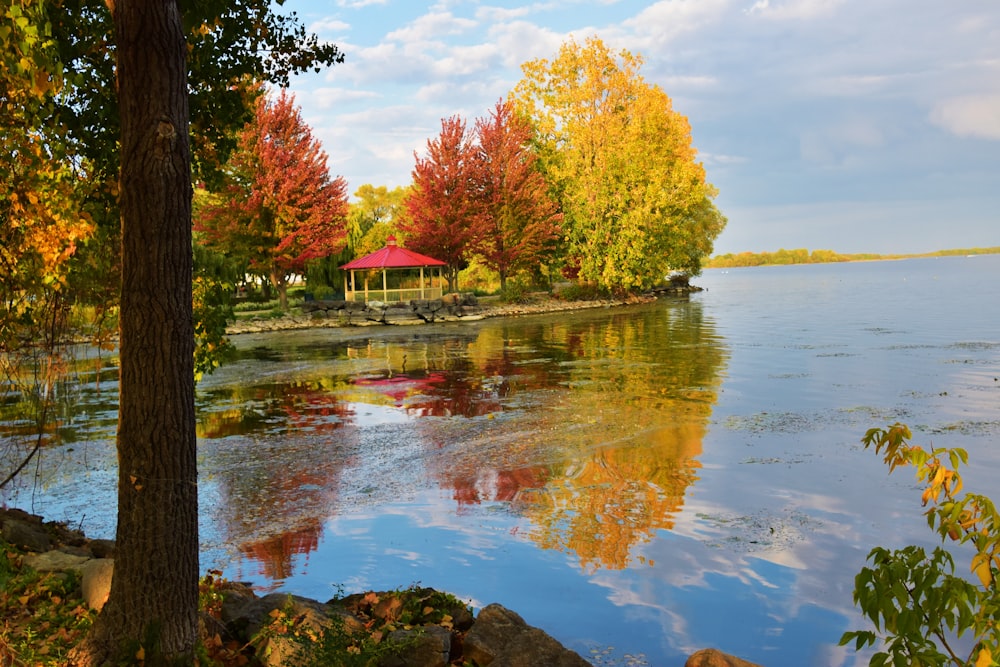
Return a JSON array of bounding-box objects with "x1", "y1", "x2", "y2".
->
[{"x1": 3, "y1": 507, "x2": 761, "y2": 666}]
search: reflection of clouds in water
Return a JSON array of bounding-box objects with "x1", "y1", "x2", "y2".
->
[{"x1": 587, "y1": 528, "x2": 865, "y2": 665}]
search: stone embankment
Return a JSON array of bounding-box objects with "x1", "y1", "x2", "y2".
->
[
  {"x1": 2, "y1": 508, "x2": 760, "y2": 667},
  {"x1": 228, "y1": 283, "x2": 702, "y2": 336}
]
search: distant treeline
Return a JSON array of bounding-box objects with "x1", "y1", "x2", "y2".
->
[{"x1": 704, "y1": 247, "x2": 1000, "y2": 269}]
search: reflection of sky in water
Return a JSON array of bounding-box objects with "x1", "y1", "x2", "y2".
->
[{"x1": 2, "y1": 256, "x2": 999, "y2": 667}]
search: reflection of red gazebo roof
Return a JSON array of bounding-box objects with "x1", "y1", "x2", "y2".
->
[
  {"x1": 340, "y1": 236, "x2": 446, "y2": 271},
  {"x1": 353, "y1": 372, "x2": 446, "y2": 404},
  {"x1": 339, "y1": 236, "x2": 446, "y2": 303}
]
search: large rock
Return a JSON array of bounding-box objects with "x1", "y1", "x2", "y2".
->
[
  {"x1": 23, "y1": 550, "x2": 90, "y2": 573},
  {"x1": 2, "y1": 517, "x2": 52, "y2": 552},
  {"x1": 80, "y1": 558, "x2": 114, "y2": 611},
  {"x1": 222, "y1": 591, "x2": 365, "y2": 667},
  {"x1": 383, "y1": 306, "x2": 425, "y2": 325},
  {"x1": 463, "y1": 603, "x2": 590, "y2": 667},
  {"x1": 686, "y1": 648, "x2": 764, "y2": 667},
  {"x1": 385, "y1": 625, "x2": 452, "y2": 667}
]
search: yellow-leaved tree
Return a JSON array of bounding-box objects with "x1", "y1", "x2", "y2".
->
[
  {"x1": 1, "y1": 0, "x2": 94, "y2": 489},
  {"x1": 510, "y1": 36, "x2": 726, "y2": 292}
]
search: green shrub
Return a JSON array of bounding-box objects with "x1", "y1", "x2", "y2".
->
[
  {"x1": 233, "y1": 298, "x2": 281, "y2": 313},
  {"x1": 499, "y1": 283, "x2": 533, "y2": 304},
  {"x1": 556, "y1": 282, "x2": 610, "y2": 302},
  {"x1": 841, "y1": 424, "x2": 1000, "y2": 666}
]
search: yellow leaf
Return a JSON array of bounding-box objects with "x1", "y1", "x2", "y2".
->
[
  {"x1": 18, "y1": 595, "x2": 30, "y2": 605},
  {"x1": 973, "y1": 556, "x2": 993, "y2": 588},
  {"x1": 975, "y1": 647, "x2": 992, "y2": 667},
  {"x1": 136, "y1": 646, "x2": 145, "y2": 661}
]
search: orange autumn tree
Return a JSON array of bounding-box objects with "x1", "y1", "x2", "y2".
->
[
  {"x1": 1, "y1": 0, "x2": 93, "y2": 325},
  {"x1": 402, "y1": 115, "x2": 482, "y2": 292},
  {"x1": 196, "y1": 88, "x2": 349, "y2": 309},
  {"x1": 472, "y1": 99, "x2": 561, "y2": 291}
]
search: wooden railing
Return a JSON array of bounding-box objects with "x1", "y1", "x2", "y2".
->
[{"x1": 347, "y1": 287, "x2": 444, "y2": 303}]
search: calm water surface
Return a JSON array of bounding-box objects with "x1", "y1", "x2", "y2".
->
[{"x1": 3, "y1": 255, "x2": 999, "y2": 666}]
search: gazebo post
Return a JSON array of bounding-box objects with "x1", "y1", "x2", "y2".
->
[
  {"x1": 381, "y1": 269, "x2": 387, "y2": 302},
  {"x1": 420, "y1": 266, "x2": 426, "y2": 299}
]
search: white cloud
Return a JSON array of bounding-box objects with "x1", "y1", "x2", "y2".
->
[
  {"x1": 930, "y1": 94, "x2": 1000, "y2": 140},
  {"x1": 475, "y1": 5, "x2": 533, "y2": 22},
  {"x1": 309, "y1": 17, "x2": 351, "y2": 35},
  {"x1": 385, "y1": 11, "x2": 478, "y2": 44},
  {"x1": 304, "y1": 87, "x2": 381, "y2": 110},
  {"x1": 701, "y1": 152, "x2": 749, "y2": 167},
  {"x1": 746, "y1": 0, "x2": 846, "y2": 20},
  {"x1": 336, "y1": 0, "x2": 386, "y2": 7},
  {"x1": 431, "y1": 43, "x2": 503, "y2": 78},
  {"x1": 488, "y1": 19, "x2": 578, "y2": 69},
  {"x1": 622, "y1": 0, "x2": 729, "y2": 43}
]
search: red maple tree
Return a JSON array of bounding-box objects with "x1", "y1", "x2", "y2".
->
[
  {"x1": 473, "y1": 99, "x2": 561, "y2": 290},
  {"x1": 196, "y1": 88, "x2": 349, "y2": 308},
  {"x1": 401, "y1": 115, "x2": 481, "y2": 292}
]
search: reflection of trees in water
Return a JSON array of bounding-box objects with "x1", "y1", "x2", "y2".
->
[
  {"x1": 519, "y1": 424, "x2": 704, "y2": 571},
  {"x1": 202, "y1": 301, "x2": 726, "y2": 580},
  {"x1": 197, "y1": 380, "x2": 355, "y2": 438},
  {"x1": 207, "y1": 432, "x2": 359, "y2": 582},
  {"x1": 432, "y1": 301, "x2": 727, "y2": 571},
  {"x1": 237, "y1": 519, "x2": 323, "y2": 588}
]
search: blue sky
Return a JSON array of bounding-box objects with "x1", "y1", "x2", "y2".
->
[{"x1": 284, "y1": 0, "x2": 1000, "y2": 255}]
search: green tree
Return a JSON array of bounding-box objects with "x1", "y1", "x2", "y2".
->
[
  {"x1": 303, "y1": 184, "x2": 410, "y2": 296},
  {"x1": 841, "y1": 424, "x2": 1000, "y2": 667},
  {"x1": 0, "y1": 1, "x2": 347, "y2": 663},
  {"x1": 511, "y1": 36, "x2": 725, "y2": 291},
  {"x1": 354, "y1": 185, "x2": 411, "y2": 255}
]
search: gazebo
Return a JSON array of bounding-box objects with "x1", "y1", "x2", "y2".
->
[{"x1": 340, "y1": 236, "x2": 447, "y2": 303}]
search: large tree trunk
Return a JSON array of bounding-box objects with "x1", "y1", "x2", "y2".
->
[{"x1": 72, "y1": 0, "x2": 198, "y2": 663}]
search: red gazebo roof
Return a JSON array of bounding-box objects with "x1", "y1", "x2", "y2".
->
[{"x1": 340, "y1": 236, "x2": 446, "y2": 270}]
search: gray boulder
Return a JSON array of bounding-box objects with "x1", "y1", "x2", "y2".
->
[
  {"x1": 2, "y1": 516, "x2": 51, "y2": 552},
  {"x1": 463, "y1": 603, "x2": 590, "y2": 667}
]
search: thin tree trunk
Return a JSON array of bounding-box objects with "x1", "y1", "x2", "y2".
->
[
  {"x1": 271, "y1": 269, "x2": 289, "y2": 310},
  {"x1": 72, "y1": 0, "x2": 198, "y2": 663}
]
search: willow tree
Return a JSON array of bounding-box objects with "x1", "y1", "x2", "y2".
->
[{"x1": 511, "y1": 36, "x2": 725, "y2": 291}]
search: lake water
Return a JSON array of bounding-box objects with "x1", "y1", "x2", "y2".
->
[{"x1": 3, "y1": 255, "x2": 999, "y2": 666}]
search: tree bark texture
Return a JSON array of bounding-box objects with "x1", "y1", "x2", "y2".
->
[{"x1": 76, "y1": 0, "x2": 198, "y2": 662}]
